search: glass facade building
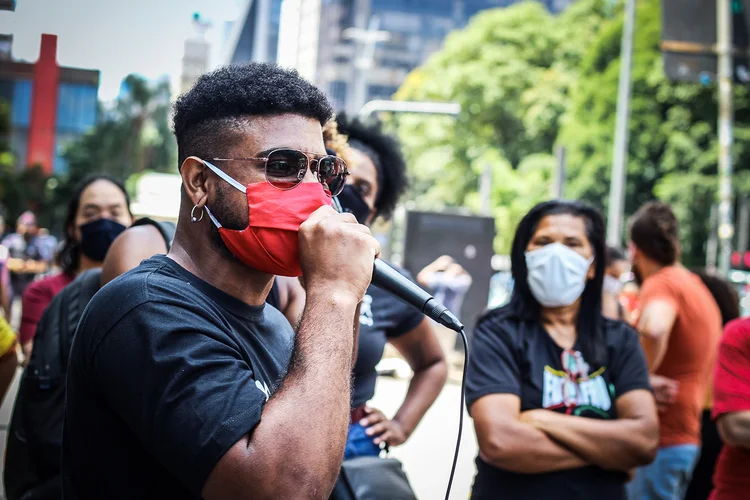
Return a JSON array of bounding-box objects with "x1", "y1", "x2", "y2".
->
[{"x1": 263, "y1": 0, "x2": 573, "y2": 113}]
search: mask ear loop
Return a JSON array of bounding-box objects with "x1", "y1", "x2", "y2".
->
[{"x1": 201, "y1": 159, "x2": 247, "y2": 229}]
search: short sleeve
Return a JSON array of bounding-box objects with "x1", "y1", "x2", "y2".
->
[
  {"x1": 608, "y1": 323, "x2": 652, "y2": 398},
  {"x1": 465, "y1": 314, "x2": 521, "y2": 410},
  {"x1": 713, "y1": 319, "x2": 750, "y2": 418},
  {"x1": 639, "y1": 273, "x2": 679, "y2": 312},
  {"x1": 89, "y1": 301, "x2": 270, "y2": 497}
]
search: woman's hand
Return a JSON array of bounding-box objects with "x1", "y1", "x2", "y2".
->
[{"x1": 360, "y1": 407, "x2": 409, "y2": 446}]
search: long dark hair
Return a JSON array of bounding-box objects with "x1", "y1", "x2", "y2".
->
[
  {"x1": 56, "y1": 174, "x2": 131, "y2": 275},
  {"x1": 492, "y1": 200, "x2": 607, "y2": 364}
]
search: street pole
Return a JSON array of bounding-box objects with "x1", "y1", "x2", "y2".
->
[
  {"x1": 717, "y1": 0, "x2": 735, "y2": 276},
  {"x1": 606, "y1": 0, "x2": 635, "y2": 247},
  {"x1": 552, "y1": 145, "x2": 566, "y2": 199}
]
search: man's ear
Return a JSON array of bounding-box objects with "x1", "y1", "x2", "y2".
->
[{"x1": 180, "y1": 157, "x2": 210, "y2": 209}]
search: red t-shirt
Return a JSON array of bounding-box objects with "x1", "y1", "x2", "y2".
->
[
  {"x1": 711, "y1": 318, "x2": 750, "y2": 500},
  {"x1": 20, "y1": 272, "x2": 75, "y2": 345}
]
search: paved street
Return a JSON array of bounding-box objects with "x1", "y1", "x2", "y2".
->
[{"x1": 370, "y1": 377, "x2": 477, "y2": 500}]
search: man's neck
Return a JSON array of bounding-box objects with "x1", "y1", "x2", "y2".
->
[
  {"x1": 640, "y1": 259, "x2": 672, "y2": 282},
  {"x1": 168, "y1": 229, "x2": 273, "y2": 307}
]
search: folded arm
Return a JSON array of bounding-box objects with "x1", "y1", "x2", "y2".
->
[
  {"x1": 471, "y1": 394, "x2": 588, "y2": 474},
  {"x1": 523, "y1": 389, "x2": 658, "y2": 472}
]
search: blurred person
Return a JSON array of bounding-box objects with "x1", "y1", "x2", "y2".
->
[
  {"x1": 2, "y1": 211, "x2": 50, "y2": 301},
  {"x1": 466, "y1": 200, "x2": 658, "y2": 500},
  {"x1": 684, "y1": 271, "x2": 741, "y2": 500},
  {"x1": 1, "y1": 240, "x2": 10, "y2": 318},
  {"x1": 711, "y1": 317, "x2": 750, "y2": 500},
  {"x1": 268, "y1": 115, "x2": 448, "y2": 464},
  {"x1": 628, "y1": 201, "x2": 723, "y2": 500},
  {"x1": 61, "y1": 63, "x2": 379, "y2": 499},
  {"x1": 602, "y1": 246, "x2": 631, "y2": 322},
  {"x1": 5, "y1": 217, "x2": 172, "y2": 500},
  {"x1": 417, "y1": 255, "x2": 472, "y2": 320},
  {"x1": 19, "y1": 175, "x2": 133, "y2": 363}
]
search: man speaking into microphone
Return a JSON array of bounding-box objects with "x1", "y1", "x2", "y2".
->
[{"x1": 61, "y1": 63, "x2": 380, "y2": 499}]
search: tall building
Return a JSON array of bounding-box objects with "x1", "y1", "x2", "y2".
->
[
  {"x1": 0, "y1": 34, "x2": 99, "y2": 174},
  {"x1": 224, "y1": 0, "x2": 284, "y2": 64},
  {"x1": 231, "y1": 0, "x2": 572, "y2": 114}
]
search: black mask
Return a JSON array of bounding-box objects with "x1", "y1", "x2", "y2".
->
[
  {"x1": 337, "y1": 185, "x2": 372, "y2": 225},
  {"x1": 632, "y1": 262, "x2": 644, "y2": 287},
  {"x1": 79, "y1": 218, "x2": 127, "y2": 262}
]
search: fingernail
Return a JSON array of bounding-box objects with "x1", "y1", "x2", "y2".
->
[
  {"x1": 359, "y1": 419, "x2": 367, "y2": 426},
  {"x1": 365, "y1": 429, "x2": 373, "y2": 436}
]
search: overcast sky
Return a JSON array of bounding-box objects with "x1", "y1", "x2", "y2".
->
[{"x1": 0, "y1": 0, "x2": 247, "y2": 101}]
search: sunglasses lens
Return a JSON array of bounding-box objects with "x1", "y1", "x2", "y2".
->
[
  {"x1": 265, "y1": 150, "x2": 308, "y2": 190},
  {"x1": 317, "y1": 156, "x2": 347, "y2": 197}
]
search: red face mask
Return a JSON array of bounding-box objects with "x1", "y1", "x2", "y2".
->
[{"x1": 204, "y1": 161, "x2": 331, "y2": 277}]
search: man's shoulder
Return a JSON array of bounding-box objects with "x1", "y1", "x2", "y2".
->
[{"x1": 722, "y1": 318, "x2": 750, "y2": 348}]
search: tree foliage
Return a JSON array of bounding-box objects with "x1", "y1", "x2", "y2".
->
[
  {"x1": 392, "y1": 0, "x2": 749, "y2": 265},
  {"x1": 391, "y1": 0, "x2": 613, "y2": 252}
]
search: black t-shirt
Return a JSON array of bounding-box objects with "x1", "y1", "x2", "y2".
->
[
  {"x1": 352, "y1": 264, "x2": 423, "y2": 407},
  {"x1": 62, "y1": 255, "x2": 294, "y2": 499},
  {"x1": 466, "y1": 308, "x2": 651, "y2": 500}
]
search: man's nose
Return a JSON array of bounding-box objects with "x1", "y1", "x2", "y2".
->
[{"x1": 300, "y1": 163, "x2": 318, "y2": 184}]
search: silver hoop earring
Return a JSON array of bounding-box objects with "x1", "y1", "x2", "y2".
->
[{"x1": 191, "y1": 205, "x2": 204, "y2": 223}]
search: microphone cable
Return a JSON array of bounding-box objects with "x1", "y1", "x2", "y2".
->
[{"x1": 444, "y1": 327, "x2": 468, "y2": 500}]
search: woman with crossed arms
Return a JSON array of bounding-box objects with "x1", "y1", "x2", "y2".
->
[{"x1": 466, "y1": 200, "x2": 659, "y2": 499}]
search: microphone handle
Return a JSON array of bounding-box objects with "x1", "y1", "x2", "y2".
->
[
  {"x1": 371, "y1": 259, "x2": 433, "y2": 312},
  {"x1": 371, "y1": 260, "x2": 464, "y2": 332}
]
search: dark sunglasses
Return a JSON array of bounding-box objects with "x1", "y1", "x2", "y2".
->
[{"x1": 211, "y1": 148, "x2": 349, "y2": 197}]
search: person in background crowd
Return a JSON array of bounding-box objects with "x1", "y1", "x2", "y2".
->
[
  {"x1": 19, "y1": 175, "x2": 133, "y2": 363},
  {"x1": 2, "y1": 212, "x2": 50, "y2": 302},
  {"x1": 4, "y1": 217, "x2": 170, "y2": 500},
  {"x1": 602, "y1": 246, "x2": 630, "y2": 322},
  {"x1": 711, "y1": 317, "x2": 750, "y2": 500},
  {"x1": 0, "y1": 239, "x2": 10, "y2": 319},
  {"x1": 417, "y1": 255, "x2": 472, "y2": 320},
  {"x1": 268, "y1": 115, "x2": 448, "y2": 460},
  {"x1": 684, "y1": 270, "x2": 741, "y2": 500},
  {"x1": 628, "y1": 201, "x2": 723, "y2": 500},
  {"x1": 0, "y1": 237, "x2": 16, "y2": 405},
  {"x1": 62, "y1": 62, "x2": 379, "y2": 499},
  {"x1": 466, "y1": 200, "x2": 658, "y2": 500}
]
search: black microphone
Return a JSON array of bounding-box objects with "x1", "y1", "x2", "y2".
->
[
  {"x1": 332, "y1": 196, "x2": 463, "y2": 332},
  {"x1": 371, "y1": 259, "x2": 464, "y2": 333}
]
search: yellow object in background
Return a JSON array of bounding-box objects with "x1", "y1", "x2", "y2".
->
[{"x1": 0, "y1": 316, "x2": 17, "y2": 357}]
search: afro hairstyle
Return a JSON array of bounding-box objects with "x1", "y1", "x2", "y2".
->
[{"x1": 172, "y1": 62, "x2": 334, "y2": 165}]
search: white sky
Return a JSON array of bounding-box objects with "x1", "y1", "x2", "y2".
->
[{"x1": 0, "y1": 0, "x2": 247, "y2": 102}]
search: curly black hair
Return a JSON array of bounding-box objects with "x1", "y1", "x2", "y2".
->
[
  {"x1": 336, "y1": 114, "x2": 407, "y2": 221},
  {"x1": 173, "y1": 62, "x2": 334, "y2": 165}
]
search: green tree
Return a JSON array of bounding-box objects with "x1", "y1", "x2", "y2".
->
[
  {"x1": 390, "y1": 0, "x2": 612, "y2": 252},
  {"x1": 561, "y1": 0, "x2": 750, "y2": 266}
]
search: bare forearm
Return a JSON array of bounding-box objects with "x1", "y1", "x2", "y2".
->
[
  {"x1": 536, "y1": 413, "x2": 657, "y2": 471},
  {"x1": 482, "y1": 422, "x2": 587, "y2": 474},
  {"x1": 718, "y1": 411, "x2": 750, "y2": 449},
  {"x1": 247, "y1": 293, "x2": 357, "y2": 498},
  {"x1": 392, "y1": 360, "x2": 447, "y2": 438}
]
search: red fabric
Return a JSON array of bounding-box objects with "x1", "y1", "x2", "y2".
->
[
  {"x1": 19, "y1": 272, "x2": 75, "y2": 345},
  {"x1": 218, "y1": 182, "x2": 331, "y2": 277},
  {"x1": 711, "y1": 318, "x2": 750, "y2": 499}
]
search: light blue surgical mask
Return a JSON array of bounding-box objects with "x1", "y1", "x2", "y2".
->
[{"x1": 525, "y1": 242, "x2": 594, "y2": 308}]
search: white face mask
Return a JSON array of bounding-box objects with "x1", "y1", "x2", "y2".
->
[
  {"x1": 525, "y1": 242, "x2": 594, "y2": 308},
  {"x1": 603, "y1": 275, "x2": 625, "y2": 295}
]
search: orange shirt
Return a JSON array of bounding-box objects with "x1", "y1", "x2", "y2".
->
[{"x1": 640, "y1": 266, "x2": 722, "y2": 447}]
